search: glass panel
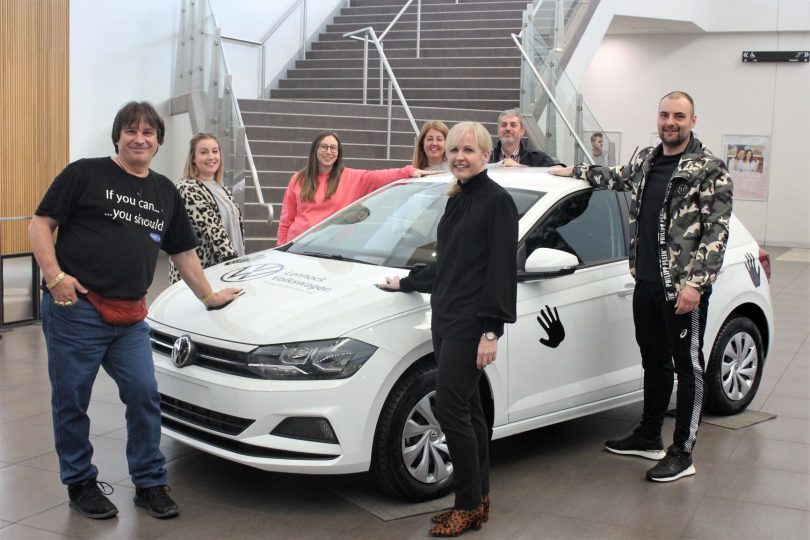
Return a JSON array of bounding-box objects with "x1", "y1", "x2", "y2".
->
[
  {"x1": 519, "y1": 2, "x2": 614, "y2": 168},
  {"x1": 2, "y1": 255, "x2": 36, "y2": 323}
]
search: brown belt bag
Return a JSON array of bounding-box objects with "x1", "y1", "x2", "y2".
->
[{"x1": 85, "y1": 290, "x2": 148, "y2": 325}]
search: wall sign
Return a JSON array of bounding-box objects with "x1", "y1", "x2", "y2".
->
[{"x1": 742, "y1": 51, "x2": 809, "y2": 63}]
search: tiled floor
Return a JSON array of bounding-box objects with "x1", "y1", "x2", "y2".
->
[{"x1": 0, "y1": 249, "x2": 807, "y2": 539}]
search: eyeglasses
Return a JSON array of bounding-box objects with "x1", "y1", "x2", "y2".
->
[{"x1": 317, "y1": 144, "x2": 339, "y2": 153}]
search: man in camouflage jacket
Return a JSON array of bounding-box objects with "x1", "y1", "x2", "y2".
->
[{"x1": 552, "y1": 91, "x2": 733, "y2": 483}]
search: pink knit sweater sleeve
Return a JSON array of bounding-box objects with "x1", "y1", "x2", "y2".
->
[
  {"x1": 355, "y1": 165, "x2": 415, "y2": 193},
  {"x1": 277, "y1": 174, "x2": 299, "y2": 245}
]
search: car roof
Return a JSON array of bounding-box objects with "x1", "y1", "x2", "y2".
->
[{"x1": 407, "y1": 167, "x2": 586, "y2": 197}]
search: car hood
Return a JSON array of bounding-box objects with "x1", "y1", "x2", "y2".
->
[{"x1": 148, "y1": 250, "x2": 428, "y2": 345}]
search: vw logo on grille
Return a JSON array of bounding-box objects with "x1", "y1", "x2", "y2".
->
[{"x1": 172, "y1": 335, "x2": 196, "y2": 368}]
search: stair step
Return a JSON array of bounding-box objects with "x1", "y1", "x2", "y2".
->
[
  {"x1": 333, "y1": 10, "x2": 524, "y2": 25},
  {"x1": 271, "y1": 87, "x2": 519, "y2": 100},
  {"x1": 312, "y1": 36, "x2": 514, "y2": 51},
  {"x1": 238, "y1": 99, "x2": 505, "y2": 120},
  {"x1": 339, "y1": 1, "x2": 529, "y2": 16},
  {"x1": 306, "y1": 47, "x2": 518, "y2": 59},
  {"x1": 277, "y1": 76, "x2": 519, "y2": 90},
  {"x1": 319, "y1": 27, "x2": 515, "y2": 42},
  {"x1": 248, "y1": 127, "x2": 420, "y2": 146},
  {"x1": 286, "y1": 66, "x2": 520, "y2": 79},
  {"x1": 326, "y1": 17, "x2": 521, "y2": 33},
  {"x1": 294, "y1": 56, "x2": 520, "y2": 69}
]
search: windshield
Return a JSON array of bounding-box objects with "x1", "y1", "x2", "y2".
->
[{"x1": 286, "y1": 181, "x2": 544, "y2": 268}]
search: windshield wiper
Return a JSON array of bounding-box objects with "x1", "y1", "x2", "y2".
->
[{"x1": 300, "y1": 251, "x2": 376, "y2": 266}]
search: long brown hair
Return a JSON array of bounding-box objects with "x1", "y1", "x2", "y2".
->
[
  {"x1": 182, "y1": 133, "x2": 224, "y2": 184},
  {"x1": 296, "y1": 131, "x2": 345, "y2": 202},
  {"x1": 412, "y1": 120, "x2": 449, "y2": 169}
]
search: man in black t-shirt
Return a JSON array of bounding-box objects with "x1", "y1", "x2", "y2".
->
[
  {"x1": 30, "y1": 102, "x2": 243, "y2": 520},
  {"x1": 551, "y1": 92, "x2": 733, "y2": 483}
]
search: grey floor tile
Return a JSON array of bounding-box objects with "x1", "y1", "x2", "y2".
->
[
  {"x1": 0, "y1": 415, "x2": 55, "y2": 464},
  {"x1": 729, "y1": 436, "x2": 809, "y2": 474},
  {"x1": 0, "y1": 465, "x2": 65, "y2": 523},
  {"x1": 771, "y1": 365, "x2": 809, "y2": 399},
  {"x1": 0, "y1": 384, "x2": 52, "y2": 424},
  {"x1": 0, "y1": 521, "x2": 8, "y2": 530},
  {"x1": 762, "y1": 394, "x2": 810, "y2": 420},
  {"x1": 0, "y1": 524, "x2": 69, "y2": 539},
  {"x1": 746, "y1": 414, "x2": 810, "y2": 445},
  {"x1": 683, "y1": 497, "x2": 810, "y2": 540}
]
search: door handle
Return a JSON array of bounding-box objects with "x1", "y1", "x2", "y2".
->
[{"x1": 617, "y1": 283, "x2": 634, "y2": 297}]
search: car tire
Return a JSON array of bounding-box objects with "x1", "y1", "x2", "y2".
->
[
  {"x1": 371, "y1": 363, "x2": 454, "y2": 501},
  {"x1": 705, "y1": 316, "x2": 765, "y2": 415}
]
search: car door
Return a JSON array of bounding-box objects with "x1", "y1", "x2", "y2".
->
[{"x1": 507, "y1": 188, "x2": 641, "y2": 422}]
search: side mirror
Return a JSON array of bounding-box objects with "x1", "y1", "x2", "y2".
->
[{"x1": 518, "y1": 248, "x2": 579, "y2": 281}]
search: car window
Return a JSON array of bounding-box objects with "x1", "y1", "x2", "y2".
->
[
  {"x1": 523, "y1": 189, "x2": 625, "y2": 266},
  {"x1": 286, "y1": 181, "x2": 544, "y2": 268}
]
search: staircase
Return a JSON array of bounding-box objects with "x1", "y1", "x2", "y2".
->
[{"x1": 239, "y1": 0, "x2": 557, "y2": 252}]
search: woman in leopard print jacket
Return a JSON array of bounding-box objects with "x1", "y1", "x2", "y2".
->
[{"x1": 169, "y1": 133, "x2": 244, "y2": 284}]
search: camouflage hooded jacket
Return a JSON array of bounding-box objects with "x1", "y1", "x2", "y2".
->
[{"x1": 574, "y1": 135, "x2": 733, "y2": 301}]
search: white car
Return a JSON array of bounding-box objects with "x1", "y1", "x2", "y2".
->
[{"x1": 149, "y1": 168, "x2": 774, "y2": 501}]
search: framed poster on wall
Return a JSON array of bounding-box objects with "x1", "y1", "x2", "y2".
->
[{"x1": 723, "y1": 134, "x2": 770, "y2": 201}]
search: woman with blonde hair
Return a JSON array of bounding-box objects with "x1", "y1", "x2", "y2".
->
[
  {"x1": 277, "y1": 131, "x2": 434, "y2": 245},
  {"x1": 379, "y1": 122, "x2": 518, "y2": 537},
  {"x1": 169, "y1": 133, "x2": 244, "y2": 283},
  {"x1": 412, "y1": 120, "x2": 450, "y2": 171}
]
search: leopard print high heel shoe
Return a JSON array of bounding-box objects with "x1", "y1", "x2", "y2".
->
[
  {"x1": 431, "y1": 495, "x2": 490, "y2": 524},
  {"x1": 428, "y1": 506, "x2": 485, "y2": 537}
]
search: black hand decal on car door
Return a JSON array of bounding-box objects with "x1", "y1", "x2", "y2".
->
[
  {"x1": 537, "y1": 305, "x2": 565, "y2": 348},
  {"x1": 745, "y1": 252, "x2": 761, "y2": 288}
]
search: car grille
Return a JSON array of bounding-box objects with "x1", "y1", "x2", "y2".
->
[
  {"x1": 150, "y1": 329, "x2": 262, "y2": 379},
  {"x1": 159, "y1": 393, "x2": 254, "y2": 436}
]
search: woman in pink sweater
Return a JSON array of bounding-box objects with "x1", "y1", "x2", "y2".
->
[{"x1": 277, "y1": 131, "x2": 434, "y2": 245}]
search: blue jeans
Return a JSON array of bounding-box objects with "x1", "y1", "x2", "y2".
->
[{"x1": 41, "y1": 292, "x2": 167, "y2": 488}]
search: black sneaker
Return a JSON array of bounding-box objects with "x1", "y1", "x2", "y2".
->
[
  {"x1": 646, "y1": 446, "x2": 696, "y2": 482},
  {"x1": 605, "y1": 431, "x2": 666, "y2": 460},
  {"x1": 68, "y1": 479, "x2": 118, "y2": 519},
  {"x1": 134, "y1": 485, "x2": 179, "y2": 518}
]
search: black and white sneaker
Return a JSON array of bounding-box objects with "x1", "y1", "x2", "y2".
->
[
  {"x1": 68, "y1": 479, "x2": 118, "y2": 519},
  {"x1": 646, "y1": 446, "x2": 696, "y2": 482},
  {"x1": 605, "y1": 431, "x2": 666, "y2": 460}
]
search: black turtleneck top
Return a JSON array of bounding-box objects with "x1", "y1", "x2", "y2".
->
[{"x1": 399, "y1": 169, "x2": 518, "y2": 338}]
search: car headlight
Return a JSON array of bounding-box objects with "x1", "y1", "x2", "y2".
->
[{"x1": 246, "y1": 338, "x2": 377, "y2": 380}]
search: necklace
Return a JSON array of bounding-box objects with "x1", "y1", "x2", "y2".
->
[{"x1": 112, "y1": 156, "x2": 149, "y2": 178}]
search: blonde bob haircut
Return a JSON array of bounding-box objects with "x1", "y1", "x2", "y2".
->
[
  {"x1": 182, "y1": 132, "x2": 224, "y2": 184},
  {"x1": 446, "y1": 121, "x2": 493, "y2": 156},
  {"x1": 445, "y1": 122, "x2": 492, "y2": 195},
  {"x1": 412, "y1": 120, "x2": 449, "y2": 169}
]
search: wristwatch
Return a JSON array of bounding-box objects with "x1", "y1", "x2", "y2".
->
[{"x1": 483, "y1": 332, "x2": 497, "y2": 341}]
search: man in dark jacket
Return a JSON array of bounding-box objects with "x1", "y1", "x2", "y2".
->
[
  {"x1": 489, "y1": 108, "x2": 563, "y2": 168},
  {"x1": 551, "y1": 91, "x2": 733, "y2": 483}
]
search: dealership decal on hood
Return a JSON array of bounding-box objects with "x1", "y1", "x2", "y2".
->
[
  {"x1": 221, "y1": 263, "x2": 285, "y2": 282},
  {"x1": 220, "y1": 263, "x2": 332, "y2": 293}
]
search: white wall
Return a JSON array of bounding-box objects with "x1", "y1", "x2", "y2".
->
[
  {"x1": 211, "y1": 0, "x2": 343, "y2": 99},
  {"x1": 572, "y1": 0, "x2": 810, "y2": 247},
  {"x1": 70, "y1": 0, "x2": 188, "y2": 180}
]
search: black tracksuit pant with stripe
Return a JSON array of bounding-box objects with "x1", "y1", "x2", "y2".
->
[{"x1": 633, "y1": 279, "x2": 710, "y2": 454}]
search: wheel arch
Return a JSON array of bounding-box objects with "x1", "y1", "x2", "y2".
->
[{"x1": 725, "y1": 302, "x2": 771, "y2": 359}]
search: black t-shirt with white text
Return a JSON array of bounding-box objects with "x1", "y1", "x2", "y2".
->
[{"x1": 36, "y1": 157, "x2": 198, "y2": 299}]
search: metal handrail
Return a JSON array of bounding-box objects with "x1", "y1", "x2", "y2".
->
[
  {"x1": 343, "y1": 27, "x2": 420, "y2": 158},
  {"x1": 511, "y1": 32, "x2": 594, "y2": 164},
  {"x1": 211, "y1": 25, "x2": 274, "y2": 226},
  {"x1": 221, "y1": 0, "x2": 308, "y2": 99}
]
